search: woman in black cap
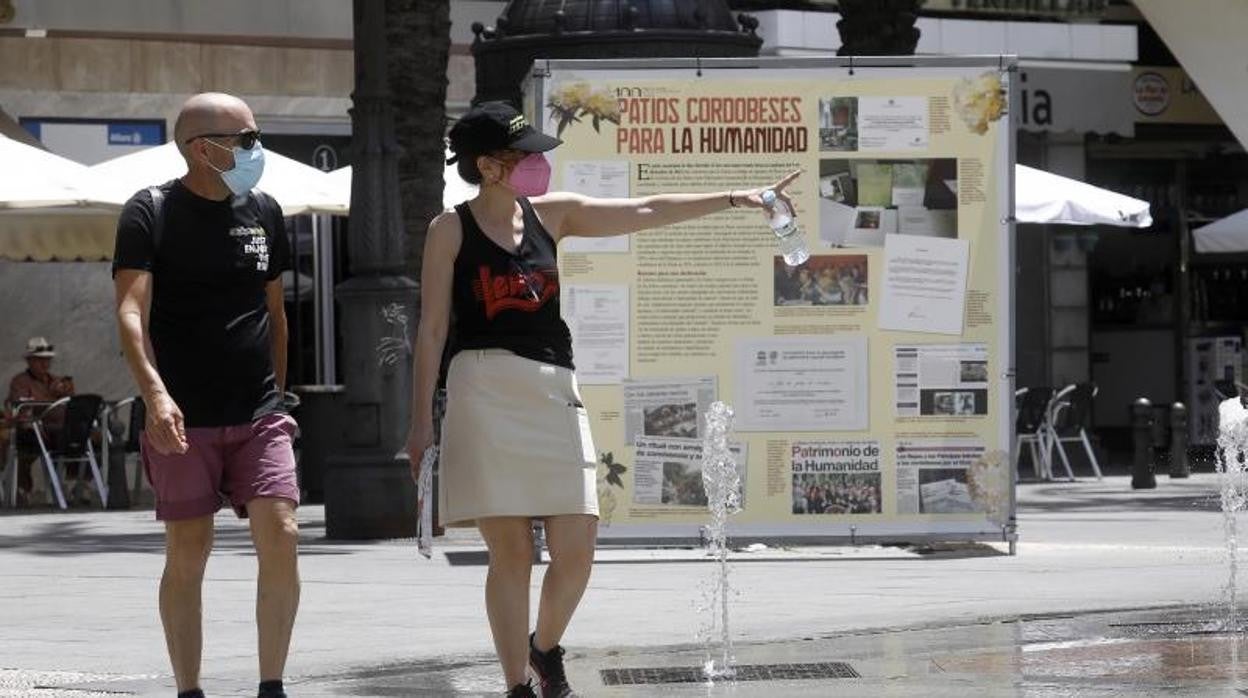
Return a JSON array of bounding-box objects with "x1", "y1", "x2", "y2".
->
[{"x1": 406, "y1": 100, "x2": 798, "y2": 698}]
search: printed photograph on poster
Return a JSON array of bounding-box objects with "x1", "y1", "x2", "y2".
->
[
  {"x1": 561, "y1": 284, "x2": 629, "y2": 384},
  {"x1": 858, "y1": 96, "x2": 929, "y2": 152},
  {"x1": 622, "y1": 377, "x2": 717, "y2": 445},
  {"x1": 817, "y1": 158, "x2": 957, "y2": 248},
  {"x1": 773, "y1": 255, "x2": 868, "y2": 306},
  {"x1": 918, "y1": 469, "x2": 976, "y2": 514},
  {"x1": 793, "y1": 473, "x2": 881, "y2": 514},
  {"x1": 561, "y1": 160, "x2": 631, "y2": 254},
  {"x1": 879, "y1": 235, "x2": 970, "y2": 335},
  {"x1": 735, "y1": 336, "x2": 869, "y2": 432},
  {"x1": 644, "y1": 403, "x2": 697, "y2": 439},
  {"x1": 818, "y1": 97, "x2": 858, "y2": 151},
  {"x1": 961, "y1": 361, "x2": 989, "y2": 382},
  {"x1": 790, "y1": 440, "x2": 882, "y2": 515},
  {"x1": 632, "y1": 436, "x2": 747, "y2": 507},
  {"x1": 895, "y1": 439, "x2": 986, "y2": 514},
  {"x1": 931, "y1": 391, "x2": 980, "y2": 416},
  {"x1": 894, "y1": 344, "x2": 989, "y2": 418}
]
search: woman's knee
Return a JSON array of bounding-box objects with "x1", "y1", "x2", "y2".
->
[
  {"x1": 481, "y1": 521, "x2": 535, "y2": 571},
  {"x1": 545, "y1": 516, "x2": 597, "y2": 572},
  {"x1": 548, "y1": 538, "x2": 595, "y2": 573}
]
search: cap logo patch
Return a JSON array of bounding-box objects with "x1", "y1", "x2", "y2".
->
[{"x1": 508, "y1": 115, "x2": 527, "y2": 135}]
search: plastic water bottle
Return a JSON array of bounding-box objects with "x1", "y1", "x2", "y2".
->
[{"x1": 761, "y1": 189, "x2": 809, "y2": 266}]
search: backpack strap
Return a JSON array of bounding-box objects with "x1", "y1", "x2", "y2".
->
[{"x1": 147, "y1": 186, "x2": 165, "y2": 251}]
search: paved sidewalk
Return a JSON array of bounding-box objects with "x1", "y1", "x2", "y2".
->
[{"x1": 0, "y1": 473, "x2": 1239, "y2": 695}]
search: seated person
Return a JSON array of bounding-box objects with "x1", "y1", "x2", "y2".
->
[{"x1": 6, "y1": 337, "x2": 77, "y2": 505}]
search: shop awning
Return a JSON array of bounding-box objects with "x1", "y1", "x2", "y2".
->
[
  {"x1": 1015, "y1": 164, "x2": 1152, "y2": 228},
  {"x1": 0, "y1": 135, "x2": 119, "y2": 211},
  {"x1": 1132, "y1": 0, "x2": 1248, "y2": 150},
  {"x1": 0, "y1": 135, "x2": 122, "y2": 261},
  {"x1": 0, "y1": 210, "x2": 119, "y2": 261},
  {"x1": 0, "y1": 140, "x2": 347, "y2": 261},
  {"x1": 1193, "y1": 209, "x2": 1248, "y2": 254},
  {"x1": 1016, "y1": 61, "x2": 1136, "y2": 137},
  {"x1": 90, "y1": 142, "x2": 340, "y2": 217}
]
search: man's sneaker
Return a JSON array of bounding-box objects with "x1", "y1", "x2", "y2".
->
[
  {"x1": 506, "y1": 680, "x2": 537, "y2": 697},
  {"x1": 528, "y1": 633, "x2": 576, "y2": 697}
]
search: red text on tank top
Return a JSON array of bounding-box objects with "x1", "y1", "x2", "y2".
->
[{"x1": 473, "y1": 265, "x2": 559, "y2": 319}]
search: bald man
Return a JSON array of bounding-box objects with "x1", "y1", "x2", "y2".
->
[{"x1": 112, "y1": 93, "x2": 298, "y2": 698}]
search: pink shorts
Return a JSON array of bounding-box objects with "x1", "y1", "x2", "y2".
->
[{"x1": 142, "y1": 412, "x2": 300, "y2": 521}]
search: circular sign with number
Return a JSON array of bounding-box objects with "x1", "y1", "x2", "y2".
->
[{"x1": 312, "y1": 144, "x2": 338, "y2": 172}]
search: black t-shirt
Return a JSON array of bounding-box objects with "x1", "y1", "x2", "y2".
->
[
  {"x1": 450, "y1": 198, "x2": 574, "y2": 369},
  {"x1": 112, "y1": 179, "x2": 291, "y2": 427}
]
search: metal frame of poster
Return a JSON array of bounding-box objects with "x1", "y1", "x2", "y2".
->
[{"x1": 526, "y1": 56, "x2": 1018, "y2": 551}]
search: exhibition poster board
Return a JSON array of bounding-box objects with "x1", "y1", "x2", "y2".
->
[{"x1": 529, "y1": 57, "x2": 1017, "y2": 544}]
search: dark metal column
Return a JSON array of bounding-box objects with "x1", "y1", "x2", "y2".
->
[{"x1": 324, "y1": 0, "x2": 419, "y2": 539}]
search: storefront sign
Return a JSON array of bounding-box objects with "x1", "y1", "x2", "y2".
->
[
  {"x1": 1017, "y1": 65, "x2": 1134, "y2": 136},
  {"x1": 19, "y1": 117, "x2": 167, "y2": 165},
  {"x1": 926, "y1": 0, "x2": 1109, "y2": 20},
  {"x1": 1131, "y1": 67, "x2": 1221, "y2": 125}
]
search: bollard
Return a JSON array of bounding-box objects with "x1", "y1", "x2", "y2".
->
[
  {"x1": 1169, "y1": 402, "x2": 1190, "y2": 478},
  {"x1": 104, "y1": 411, "x2": 131, "y2": 510},
  {"x1": 1132, "y1": 398, "x2": 1157, "y2": 489}
]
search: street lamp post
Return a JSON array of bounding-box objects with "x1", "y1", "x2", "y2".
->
[{"x1": 323, "y1": 0, "x2": 419, "y2": 539}]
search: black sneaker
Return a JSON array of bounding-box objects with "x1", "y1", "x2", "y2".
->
[
  {"x1": 506, "y1": 680, "x2": 537, "y2": 697},
  {"x1": 529, "y1": 633, "x2": 576, "y2": 698}
]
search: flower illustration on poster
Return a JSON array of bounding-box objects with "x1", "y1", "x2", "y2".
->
[
  {"x1": 952, "y1": 71, "x2": 1007, "y2": 135},
  {"x1": 596, "y1": 451, "x2": 628, "y2": 526},
  {"x1": 966, "y1": 449, "x2": 1009, "y2": 526},
  {"x1": 548, "y1": 82, "x2": 621, "y2": 137}
]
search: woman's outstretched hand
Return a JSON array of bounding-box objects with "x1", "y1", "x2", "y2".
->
[{"x1": 733, "y1": 169, "x2": 803, "y2": 217}]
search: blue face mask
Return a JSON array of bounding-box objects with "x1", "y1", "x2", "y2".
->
[{"x1": 206, "y1": 140, "x2": 265, "y2": 196}]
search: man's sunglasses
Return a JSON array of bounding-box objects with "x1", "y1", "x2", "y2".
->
[{"x1": 183, "y1": 129, "x2": 262, "y2": 150}]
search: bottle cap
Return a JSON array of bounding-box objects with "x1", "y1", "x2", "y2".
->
[{"x1": 760, "y1": 189, "x2": 776, "y2": 206}]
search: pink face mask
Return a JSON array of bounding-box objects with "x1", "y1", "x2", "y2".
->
[{"x1": 506, "y1": 153, "x2": 551, "y2": 197}]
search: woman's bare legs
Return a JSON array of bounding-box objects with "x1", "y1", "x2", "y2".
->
[
  {"x1": 477, "y1": 516, "x2": 536, "y2": 688},
  {"x1": 533, "y1": 514, "x2": 597, "y2": 652}
]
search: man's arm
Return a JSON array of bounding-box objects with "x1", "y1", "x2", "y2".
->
[
  {"x1": 265, "y1": 279, "x2": 289, "y2": 393},
  {"x1": 7, "y1": 374, "x2": 29, "y2": 406},
  {"x1": 114, "y1": 269, "x2": 187, "y2": 454}
]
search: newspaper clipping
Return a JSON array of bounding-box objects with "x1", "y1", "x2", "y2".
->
[
  {"x1": 895, "y1": 438, "x2": 986, "y2": 514},
  {"x1": 622, "y1": 376, "x2": 718, "y2": 445},
  {"x1": 633, "y1": 436, "x2": 747, "y2": 507},
  {"x1": 790, "y1": 440, "x2": 882, "y2": 515},
  {"x1": 894, "y1": 344, "x2": 989, "y2": 418}
]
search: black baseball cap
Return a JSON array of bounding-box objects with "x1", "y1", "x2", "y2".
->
[{"x1": 446, "y1": 101, "x2": 561, "y2": 165}]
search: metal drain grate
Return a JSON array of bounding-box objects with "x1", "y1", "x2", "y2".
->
[{"x1": 600, "y1": 662, "x2": 860, "y2": 685}]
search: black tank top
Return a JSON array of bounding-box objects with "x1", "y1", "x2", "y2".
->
[{"x1": 450, "y1": 198, "x2": 574, "y2": 369}]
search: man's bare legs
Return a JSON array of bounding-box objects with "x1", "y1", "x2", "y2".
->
[
  {"x1": 477, "y1": 517, "x2": 536, "y2": 688},
  {"x1": 160, "y1": 515, "x2": 214, "y2": 693},
  {"x1": 533, "y1": 514, "x2": 597, "y2": 652},
  {"x1": 247, "y1": 497, "x2": 300, "y2": 684}
]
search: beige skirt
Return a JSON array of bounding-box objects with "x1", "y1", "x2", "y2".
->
[{"x1": 438, "y1": 349, "x2": 599, "y2": 527}]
